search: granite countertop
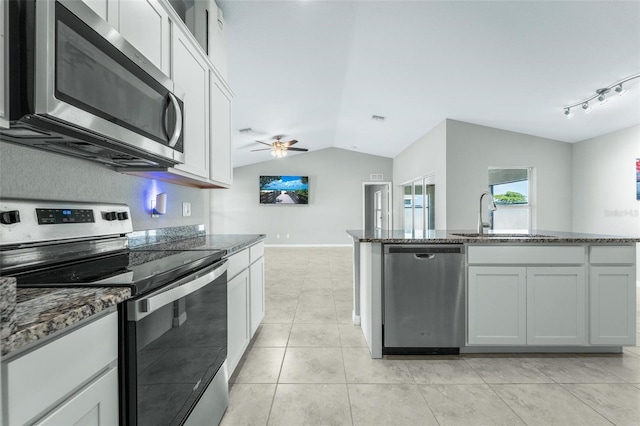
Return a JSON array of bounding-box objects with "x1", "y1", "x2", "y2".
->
[
  {"x1": 347, "y1": 229, "x2": 640, "y2": 244},
  {"x1": 1, "y1": 276, "x2": 131, "y2": 357},
  {"x1": 130, "y1": 233, "x2": 266, "y2": 256}
]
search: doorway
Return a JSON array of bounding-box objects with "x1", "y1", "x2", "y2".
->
[{"x1": 363, "y1": 182, "x2": 392, "y2": 232}]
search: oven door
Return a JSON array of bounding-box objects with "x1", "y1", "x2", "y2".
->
[
  {"x1": 122, "y1": 259, "x2": 228, "y2": 426},
  {"x1": 33, "y1": 0, "x2": 184, "y2": 163}
]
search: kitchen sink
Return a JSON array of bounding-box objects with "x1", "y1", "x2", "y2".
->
[{"x1": 451, "y1": 232, "x2": 558, "y2": 238}]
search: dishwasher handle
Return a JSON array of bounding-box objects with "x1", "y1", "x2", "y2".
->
[{"x1": 414, "y1": 253, "x2": 436, "y2": 260}]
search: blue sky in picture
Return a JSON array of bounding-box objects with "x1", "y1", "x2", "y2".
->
[{"x1": 262, "y1": 176, "x2": 308, "y2": 191}]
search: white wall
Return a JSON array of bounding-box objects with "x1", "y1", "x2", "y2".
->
[
  {"x1": 446, "y1": 120, "x2": 573, "y2": 231},
  {"x1": 572, "y1": 125, "x2": 640, "y2": 236},
  {"x1": 392, "y1": 120, "x2": 447, "y2": 229},
  {"x1": 0, "y1": 142, "x2": 210, "y2": 231},
  {"x1": 210, "y1": 147, "x2": 393, "y2": 245}
]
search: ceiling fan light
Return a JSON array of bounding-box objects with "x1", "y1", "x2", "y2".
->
[{"x1": 271, "y1": 150, "x2": 277, "y2": 157}]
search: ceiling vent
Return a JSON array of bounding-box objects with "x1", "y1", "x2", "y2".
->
[
  {"x1": 239, "y1": 127, "x2": 253, "y2": 133},
  {"x1": 371, "y1": 115, "x2": 386, "y2": 122}
]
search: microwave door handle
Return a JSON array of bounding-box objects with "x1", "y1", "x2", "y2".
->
[{"x1": 167, "y1": 92, "x2": 183, "y2": 148}]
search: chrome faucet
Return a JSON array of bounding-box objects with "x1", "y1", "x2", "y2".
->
[{"x1": 477, "y1": 191, "x2": 497, "y2": 235}]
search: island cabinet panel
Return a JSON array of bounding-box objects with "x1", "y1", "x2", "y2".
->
[
  {"x1": 468, "y1": 267, "x2": 527, "y2": 345},
  {"x1": 590, "y1": 266, "x2": 636, "y2": 345},
  {"x1": 526, "y1": 267, "x2": 586, "y2": 345},
  {"x1": 467, "y1": 245, "x2": 585, "y2": 265}
]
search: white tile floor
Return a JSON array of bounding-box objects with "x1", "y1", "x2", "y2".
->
[{"x1": 221, "y1": 247, "x2": 640, "y2": 426}]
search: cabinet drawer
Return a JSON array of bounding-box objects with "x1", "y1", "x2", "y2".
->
[
  {"x1": 227, "y1": 248, "x2": 250, "y2": 279},
  {"x1": 589, "y1": 246, "x2": 636, "y2": 265},
  {"x1": 250, "y1": 242, "x2": 264, "y2": 263},
  {"x1": 4, "y1": 311, "x2": 118, "y2": 426},
  {"x1": 468, "y1": 246, "x2": 585, "y2": 265}
]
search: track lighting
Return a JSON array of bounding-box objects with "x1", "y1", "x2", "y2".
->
[
  {"x1": 615, "y1": 84, "x2": 628, "y2": 97},
  {"x1": 562, "y1": 73, "x2": 639, "y2": 116}
]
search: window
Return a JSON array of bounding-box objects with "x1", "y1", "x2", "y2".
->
[{"x1": 489, "y1": 168, "x2": 531, "y2": 231}]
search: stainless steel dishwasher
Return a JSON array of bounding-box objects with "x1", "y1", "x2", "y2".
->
[{"x1": 383, "y1": 244, "x2": 465, "y2": 355}]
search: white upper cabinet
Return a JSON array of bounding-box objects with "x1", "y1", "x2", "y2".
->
[
  {"x1": 208, "y1": 1, "x2": 228, "y2": 79},
  {"x1": 209, "y1": 74, "x2": 233, "y2": 186},
  {"x1": 0, "y1": 0, "x2": 8, "y2": 129},
  {"x1": 81, "y1": 0, "x2": 111, "y2": 22},
  {"x1": 117, "y1": 0, "x2": 170, "y2": 75},
  {"x1": 172, "y1": 23, "x2": 210, "y2": 179}
]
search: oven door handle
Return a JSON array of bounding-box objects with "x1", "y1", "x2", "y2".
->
[{"x1": 135, "y1": 260, "x2": 228, "y2": 319}]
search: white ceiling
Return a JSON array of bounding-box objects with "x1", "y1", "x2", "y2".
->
[{"x1": 218, "y1": 0, "x2": 640, "y2": 168}]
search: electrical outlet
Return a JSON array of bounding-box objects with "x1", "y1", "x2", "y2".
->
[{"x1": 182, "y1": 202, "x2": 191, "y2": 217}]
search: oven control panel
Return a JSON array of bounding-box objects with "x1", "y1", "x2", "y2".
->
[
  {"x1": 0, "y1": 199, "x2": 133, "y2": 246},
  {"x1": 36, "y1": 208, "x2": 95, "y2": 225}
]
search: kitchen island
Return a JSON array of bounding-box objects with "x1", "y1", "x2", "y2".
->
[{"x1": 347, "y1": 230, "x2": 639, "y2": 358}]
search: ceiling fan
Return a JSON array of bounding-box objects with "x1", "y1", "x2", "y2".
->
[{"x1": 251, "y1": 136, "x2": 308, "y2": 158}]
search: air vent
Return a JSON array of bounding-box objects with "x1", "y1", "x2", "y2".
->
[
  {"x1": 371, "y1": 115, "x2": 386, "y2": 121},
  {"x1": 370, "y1": 174, "x2": 384, "y2": 181},
  {"x1": 239, "y1": 128, "x2": 252, "y2": 133}
]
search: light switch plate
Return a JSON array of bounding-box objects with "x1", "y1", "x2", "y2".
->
[{"x1": 182, "y1": 202, "x2": 191, "y2": 217}]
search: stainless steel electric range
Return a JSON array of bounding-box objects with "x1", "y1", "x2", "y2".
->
[{"x1": 0, "y1": 199, "x2": 229, "y2": 426}]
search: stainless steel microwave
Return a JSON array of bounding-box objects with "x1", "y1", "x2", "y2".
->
[{"x1": 1, "y1": 0, "x2": 185, "y2": 168}]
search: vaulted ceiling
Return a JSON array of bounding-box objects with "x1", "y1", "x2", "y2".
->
[{"x1": 218, "y1": 1, "x2": 640, "y2": 167}]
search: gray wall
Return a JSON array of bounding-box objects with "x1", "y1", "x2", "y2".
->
[
  {"x1": 392, "y1": 120, "x2": 447, "y2": 229},
  {"x1": 446, "y1": 120, "x2": 573, "y2": 231},
  {"x1": 210, "y1": 147, "x2": 393, "y2": 245},
  {"x1": 0, "y1": 142, "x2": 210, "y2": 231},
  {"x1": 392, "y1": 119, "x2": 574, "y2": 231},
  {"x1": 572, "y1": 125, "x2": 640, "y2": 236}
]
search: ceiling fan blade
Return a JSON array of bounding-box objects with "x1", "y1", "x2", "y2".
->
[
  {"x1": 255, "y1": 140, "x2": 273, "y2": 147},
  {"x1": 250, "y1": 148, "x2": 272, "y2": 152},
  {"x1": 286, "y1": 147, "x2": 308, "y2": 152},
  {"x1": 283, "y1": 139, "x2": 298, "y2": 147}
]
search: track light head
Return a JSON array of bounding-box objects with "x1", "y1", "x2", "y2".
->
[
  {"x1": 615, "y1": 84, "x2": 628, "y2": 96},
  {"x1": 564, "y1": 108, "x2": 573, "y2": 118},
  {"x1": 582, "y1": 102, "x2": 592, "y2": 112}
]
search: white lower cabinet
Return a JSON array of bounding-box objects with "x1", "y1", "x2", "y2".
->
[
  {"x1": 468, "y1": 267, "x2": 527, "y2": 345},
  {"x1": 249, "y1": 257, "x2": 265, "y2": 336},
  {"x1": 226, "y1": 242, "x2": 265, "y2": 376},
  {"x1": 590, "y1": 266, "x2": 636, "y2": 345},
  {"x1": 2, "y1": 311, "x2": 118, "y2": 426},
  {"x1": 227, "y1": 269, "x2": 250, "y2": 375},
  {"x1": 527, "y1": 267, "x2": 586, "y2": 345},
  {"x1": 35, "y1": 368, "x2": 118, "y2": 426},
  {"x1": 468, "y1": 266, "x2": 586, "y2": 346}
]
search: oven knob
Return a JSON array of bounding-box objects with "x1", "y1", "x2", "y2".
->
[
  {"x1": 117, "y1": 211, "x2": 129, "y2": 221},
  {"x1": 0, "y1": 210, "x2": 20, "y2": 225},
  {"x1": 103, "y1": 211, "x2": 117, "y2": 221}
]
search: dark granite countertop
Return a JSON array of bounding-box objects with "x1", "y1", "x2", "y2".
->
[
  {"x1": 1, "y1": 276, "x2": 131, "y2": 357},
  {"x1": 346, "y1": 229, "x2": 640, "y2": 244},
  {"x1": 130, "y1": 233, "x2": 266, "y2": 256}
]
